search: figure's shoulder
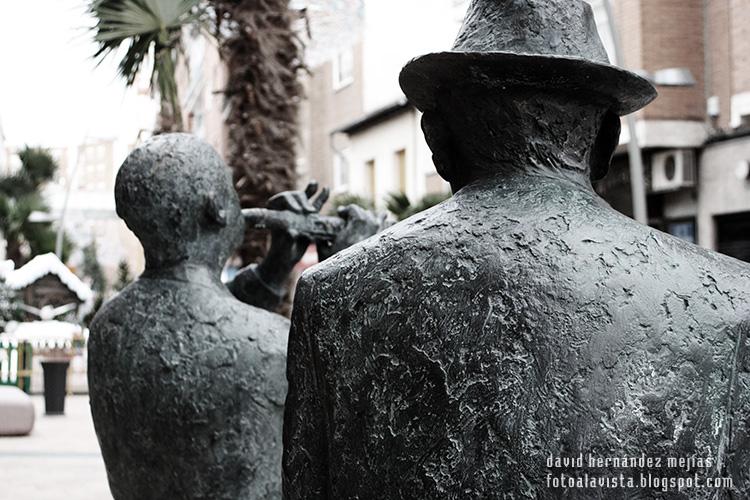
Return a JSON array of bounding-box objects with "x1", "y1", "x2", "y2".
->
[
  {"x1": 639, "y1": 221, "x2": 750, "y2": 282},
  {"x1": 304, "y1": 199, "x2": 462, "y2": 281},
  {"x1": 90, "y1": 282, "x2": 146, "y2": 329},
  {"x1": 92, "y1": 278, "x2": 289, "y2": 343},
  {"x1": 579, "y1": 209, "x2": 750, "y2": 308},
  {"x1": 225, "y1": 298, "x2": 290, "y2": 344}
]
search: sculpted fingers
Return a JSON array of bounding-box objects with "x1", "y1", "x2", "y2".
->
[
  {"x1": 268, "y1": 192, "x2": 303, "y2": 212},
  {"x1": 303, "y1": 181, "x2": 319, "y2": 199},
  {"x1": 293, "y1": 191, "x2": 317, "y2": 214},
  {"x1": 311, "y1": 187, "x2": 330, "y2": 212}
]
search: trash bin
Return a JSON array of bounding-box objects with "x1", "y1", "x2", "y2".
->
[{"x1": 41, "y1": 360, "x2": 70, "y2": 415}]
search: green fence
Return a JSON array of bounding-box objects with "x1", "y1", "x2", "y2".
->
[{"x1": 0, "y1": 338, "x2": 33, "y2": 393}]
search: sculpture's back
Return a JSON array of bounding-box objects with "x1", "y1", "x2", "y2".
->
[
  {"x1": 90, "y1": 278, "x2": 287, "y2": 499},
  {"x1": 283, "y1": 1, "x2": 750, "y2": 498},
  {"x1": 88, "y1": 134, "x2": 288, "y2": 499}
]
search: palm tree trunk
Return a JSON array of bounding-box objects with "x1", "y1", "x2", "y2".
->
[
  {"x1": 155, "y1": 47, "x2": 185, "y2": 133},
  {"x1": 211, "y1": 0, "x2": 304, "y2": 266}
]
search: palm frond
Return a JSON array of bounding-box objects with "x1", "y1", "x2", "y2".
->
[
  {"x1": 385, "y1": 192, "x2": 412, "y2": 219},
  {"x1": 88, "y1": 0, "x2": 205, "y2": 131},
  {"x1": 92, "y1": 1, "x2": 202, "y2": 42},
  {"x1": 88, "y1": 0, "x2": 202, "y2": 88}
]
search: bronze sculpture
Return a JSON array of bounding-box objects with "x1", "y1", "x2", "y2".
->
[
  {"x1": 89, "y1": 133, "x2": 386, "y2": 499},
  {"x1": 89, "y1": 134, "x2": 293, "y2": 499},
  {"x1": 88, "y1": 133, "x2": 385, "y2": 499},
  {"x1": 283, "y1": 1, "x2": 750, "y2": 498}
]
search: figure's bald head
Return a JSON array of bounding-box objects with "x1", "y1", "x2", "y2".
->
[{"x1": 115, "y1": 134, "x2": 243, "y2": 270}]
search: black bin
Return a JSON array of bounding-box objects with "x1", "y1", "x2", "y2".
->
[{"x1": 41, "y1": 360, "x2": 70, "y2": 415}]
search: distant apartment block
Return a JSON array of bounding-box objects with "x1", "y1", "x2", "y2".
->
[
  {"x1": 45, "y1": 139, "x2": 144, "y2": 285},
  {"x1": 593, "y1": 0, "x2": 750, "y2": 262},
  {"x1": 301, "y1": 0, "x2": 466, "y2": 208}
]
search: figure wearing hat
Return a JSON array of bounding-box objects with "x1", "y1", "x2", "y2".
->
[{"x1": 283, "y1": 0, "x2": 750, "y2": 498}]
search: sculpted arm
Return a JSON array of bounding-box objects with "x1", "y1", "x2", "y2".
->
[
  {"x1": 229, "y1": 182, "x2": 388, "y2": 311},
  {"x1": 227, "y1": 263, "x2": 286, "y2": 312},
  {"x1": 282, "y1": 276, "x2": 329, "y2": 499},
  {"x1": 228, "y1": 182, "x2": 329, "y2": 311}
]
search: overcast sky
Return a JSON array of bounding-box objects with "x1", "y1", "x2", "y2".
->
[{"x1": 0, "y1": 0, "x2": 156, "y2": 148}]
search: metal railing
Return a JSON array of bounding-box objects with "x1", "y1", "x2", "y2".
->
[{"x1": 0, "y1": 338, "x2": 33, "y2": 393}]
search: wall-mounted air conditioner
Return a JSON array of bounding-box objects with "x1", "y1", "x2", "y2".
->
[{"x1": 651, "y1": 149, "x2": 696, "y2": 193}]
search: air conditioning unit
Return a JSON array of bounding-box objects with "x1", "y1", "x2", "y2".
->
[{"x1": 651, "y1": 149, "x2": 696, "y2": 193}]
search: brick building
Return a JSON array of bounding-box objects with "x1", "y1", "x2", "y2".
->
[
  {"x1": 596, "y1": 0, "x2": 750, "y2": 261},
  {"x1": 304, "y1": 0, "x2": 465, "y2": 207},
  {"x1": 297, "y1": 0, "x2": 366, "y2": 194}
]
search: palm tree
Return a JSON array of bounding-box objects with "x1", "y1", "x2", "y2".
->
[
  {"x1": 0, "y1": 147, "x2": 70, "y2": 266},
  {"x1": 385, "y1": 192, "x2": 452, "y2": 221},
  {"x1": 90, "y1": 0, "x2": 306, "y2": 266},
  {"x1": 88, "y1": 0, "x2": 204, "y2": 132},
  {"x1": 210, "y1": 0, "x2": 305, "y2": 265}
]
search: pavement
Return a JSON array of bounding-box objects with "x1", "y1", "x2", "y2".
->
[{"x1": 0, "y1": 395, "x2": 113, "y2": 500}]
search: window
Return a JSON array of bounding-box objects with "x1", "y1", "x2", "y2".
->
[
  {"x1": 365, "y1": 159, "x2": 376, "y2": 201},
  {"x1": 394, "y1": 149, "x2": 407, "y2": 193},
  {"x1": 333, "y1": 151, "x2": 350, "y2": 192},
  {"x1": 716, "y1": 212, "x2": 750, "y2": 262},
  {"x1": 707, "y1": 96, "x2": 720, "y2": 119},
  {"x1": 731, "y1": 92, "x2": 750, "y2": 128},
  {"x1": 332, "y1": 48, "x2": 354, "y2": 90},
  {"x1": 667, "y1": 219, "x2": 696, "y2": 245}
]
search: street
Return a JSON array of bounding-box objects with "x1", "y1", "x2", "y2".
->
[{"x1": 0, "y1": 395, "x2": 112, "y2": 500}]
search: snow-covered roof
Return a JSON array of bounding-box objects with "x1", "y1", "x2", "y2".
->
[
  {"x1": 5, "y1": 253, "x2": 93, "y2": 302},
  {"x1": 1, "y1": 320, "x2": 82, "y2": 348},
  {"x1": 0, "y1": 260, "x2": 14, "y2": 281}
]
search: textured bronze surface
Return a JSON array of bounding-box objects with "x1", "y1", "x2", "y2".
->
[
  {"x1": 283, "y1": 1, "x2": 750, "y2": 498},
  {"x1": 400, "y1": 0, "x2": 656, "y2": 115},
  {"x1": 89, "y1": 135, "x2": 288, "y2": 499}
]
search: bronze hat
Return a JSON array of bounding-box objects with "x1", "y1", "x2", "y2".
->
[{"x1": 399, "y1": 0, "x2": 657, "y2": 115}]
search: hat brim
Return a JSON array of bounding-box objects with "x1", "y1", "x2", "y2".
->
[{"x1": 399, "y1": 52, "x2": 657, "y2": 116}]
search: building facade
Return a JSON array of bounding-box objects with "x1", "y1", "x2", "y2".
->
[
  {"x1": 307, "y1": 0, "x2": 466, "y2": 208},
  {"x1": 296, "y1": 0, "x2": 366, "y2": 196},
  {"x1": 334, "y1": 101, "x2": 447, "y2": 205},
  {"x1": 594, "y1": 0, "x2": 750, "y2": 262},
  {"x1": 43, "y1": 139, "x2": 145, "y2": 286},
  {"x1": 175, "y1": 27, "x2": 229, "y2": 159}
]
